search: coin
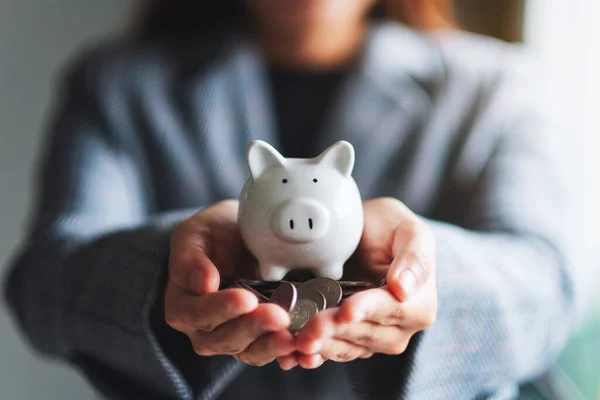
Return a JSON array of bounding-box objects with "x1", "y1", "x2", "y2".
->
[
  {"x1": 241, "y1": 280, "x2": 281, "y2": 291},
  {"x1": 269, "y1": 282, "x2": 298, "y2": 312},
  {"x1": 289, "y1": 299, "x2": 319, "y2": 332},
  {"x1": 342, "y1": 289, "x2": 365, "y2": 297},
  {"x1": 297, "y1": 283, "x2": 327, "y2": 311},
  {"x1": 303, "y1": 278, "x2": 342, "y2": 308},
  {"x1": 338, "y1": 281, "x2": 375, "y2": 288},
  {"x1": 237, "y1": 281, "x2": 270, "y2": 303}
]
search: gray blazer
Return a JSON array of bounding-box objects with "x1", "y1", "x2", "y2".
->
[{"x1": 3, "y1": 22, "x2": 575, "y2": 400}]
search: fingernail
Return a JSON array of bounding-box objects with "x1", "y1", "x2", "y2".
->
[
  {"x1": 282, "y1": 362, "x2": 295, "y2": 371},
  {"x1": 316, "y1": 357, "x2": 326, "y2": 368},
  {"x1": 397, "y1": 267, "x2": 417, "y2": 298}
]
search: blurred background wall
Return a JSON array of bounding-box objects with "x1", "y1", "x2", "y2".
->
[
  {"x1": 0, "y1": 0, "x2": 597, "y2": 399},
  {"x1": 0, "y1": 1, "x2": 133, "y2": 398}
]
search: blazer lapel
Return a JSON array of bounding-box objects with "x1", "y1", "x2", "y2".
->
[
  {"x1": 231, "y1": 40, "x2": 281, "y2": 152},
  {"x1": 180, "y1": 38, "x2": 280, "y2": 200},
  {"x1": 315, "y1": 22, "x2": 442, "y2": 200},
  {"x1": 187, "y1": 21, "x2": 443, "y2": 202}
]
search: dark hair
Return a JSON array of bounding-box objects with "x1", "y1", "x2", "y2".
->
[{"x1": 136, "y1": 0, "x2": 455, "y2": 40}]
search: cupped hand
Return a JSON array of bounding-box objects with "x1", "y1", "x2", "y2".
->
[
  {"x1": 164, "y1": 200, "x2": 295, "y2": 366},
  {"x1": 278, "y1": 197, "x2": 438, "y2": 369}
]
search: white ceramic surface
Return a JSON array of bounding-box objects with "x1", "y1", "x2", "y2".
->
[{"x1": 238, "y1": 140, "x2": 364, "y2": 281}]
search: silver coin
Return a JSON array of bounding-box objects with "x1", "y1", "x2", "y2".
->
[
  {"x1": 342, "y1": 288, "x2": 366, "y2": 296},
  {"x1": 237, "y1": 281, "x2": 269, "y2": 303},
  {"x1": 289, "y1": 299, "x2": 319, "y2": 332},
  {"x1": 240, "y1": 280, "x2": 281, "y2": 291},
  {"x1": 297, "y1": 283, "x2": 327, "y2": 311},
  {"x1": 303, "y1": 278, "x2": 342, "y2": 308},
  {"x1": 269, "y1": 282, "x2": 298, "y2": 312},
  {"x1": 339, "y1": 281, "x2": 375, "y2": 288}
]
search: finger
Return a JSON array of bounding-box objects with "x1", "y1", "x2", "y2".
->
[
  {"x1": 169, "y1": 244, "x2": 220, "y2": 295},
  {"x1": 192, "y1": 303, "x2": 290, "y2": 355},
  {"x1": 387, "y1": 253, "x2": 429, "y2": 302},
  {"x1": 336, "y1": 288, "x2": 399, "y2": 324},
  {"x1": 297, "y1": 353, "x2": 326, "y2": 369},
  {"x1": 277, "y1": 353, "x2": 299, "y2": 371},
  {"x1": 345, "y1": 285, "x2": 437, "y2": 333},
  {"x1": 165, "y1": 287, "x2": 258, "y2": 332},
  {"x1": 388, "y1": 224, "x2": 435, "y2": 302},
  {"x1": 294, "y1": 309, "x2": 337, "y2": 354},
  {"x1": 319, "y1": 338, "x2": 368, "y2": 362},
  {"x1": 237, "y1": 330, "x2": 295, "y2": 367},
  {"x1": 334, "y1": 321, "x2": 407, "y2": 354}
]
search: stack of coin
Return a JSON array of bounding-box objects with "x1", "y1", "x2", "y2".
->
[
  {"x1": 228, "y1": 280, "x2": 270, "y2": 303},
  {"x1": 268, "y1": 278, "x2": 342, "y2": 332},
  {"x1": 222, "y1": 277, "x2": 387, "y2": 333}
]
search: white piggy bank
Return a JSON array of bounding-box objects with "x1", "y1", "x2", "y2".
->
[{"x1": 238, "y1": 140, "x2": 364, "y2": 281}]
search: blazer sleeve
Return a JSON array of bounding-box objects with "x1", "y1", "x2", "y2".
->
[
  {"x1": 409, "y1": 50, "x2": 577, "y2": 397},
  {"x1": 2, "y1": 56, "x2": 238, "y2": 400}
]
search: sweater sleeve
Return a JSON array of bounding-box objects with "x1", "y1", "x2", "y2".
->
[
  {"x1": 403, "y1": 49, "x2": 577, "y2": 398},
  {"x1": 2, "y1": 55, "x2": 239, "y2": 400}
]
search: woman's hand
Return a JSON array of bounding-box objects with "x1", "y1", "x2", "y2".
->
[
  {"x1": 278, "y1": 198, "x2": 438, "y2": 369},
  {"x1": 164, "y1": 200, "x2": 295, "y2": 366}
]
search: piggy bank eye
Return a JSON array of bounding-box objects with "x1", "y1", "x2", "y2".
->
[
  {"x1": 282, "y1": 179, "x2": 288, "y2": 183},
  {"x1": 313, "y1": 178, "x2": 318, "y2": 183}
]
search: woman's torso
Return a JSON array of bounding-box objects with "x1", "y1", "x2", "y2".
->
[{"x1": 70, "y1": 21, "x2": 534, "y2": 399}]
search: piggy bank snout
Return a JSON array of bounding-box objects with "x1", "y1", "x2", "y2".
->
[{"x1": 272, "y1": 198, "x2": 330, "y2": 243}]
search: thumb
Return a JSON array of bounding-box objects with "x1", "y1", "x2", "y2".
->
[
  {"x1": 387, "y1": 251, "x2": 430, "y2": 302},
  {"x1": 169, "y1": 243, "x2": 221, "y2": 296}
]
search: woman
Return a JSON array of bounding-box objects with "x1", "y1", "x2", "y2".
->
[{"x1": 3, "y1": 0, "x2": 575, "y2": 399}]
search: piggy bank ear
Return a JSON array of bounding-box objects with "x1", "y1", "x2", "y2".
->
[
  {"x1": 246, "y1": 140, "x2": 286, "y2": 179},
  {"x1": 316, "y1": 140, "x2": 355, "y2": 177}
]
